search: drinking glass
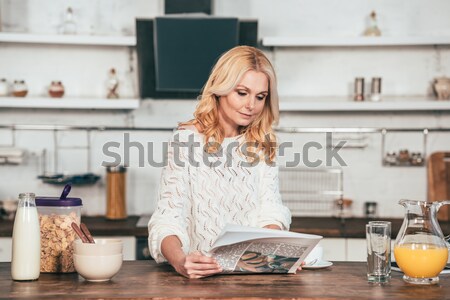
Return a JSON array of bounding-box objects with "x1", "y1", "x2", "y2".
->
[{"x1": 366, "y1": 221, "x2": 391, "y2": 283}]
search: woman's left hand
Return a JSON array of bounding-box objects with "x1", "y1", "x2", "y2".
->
[
  {"x1": 297, "y1": 261, "x2": 306, "y2": 272},
  {"x1": 263, "y1": 224, "x2": 281, "y2": 230}
]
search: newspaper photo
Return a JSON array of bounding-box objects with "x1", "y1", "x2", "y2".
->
[{"x1": 209, "y1": 224, "x2": 322, "y2": 274}]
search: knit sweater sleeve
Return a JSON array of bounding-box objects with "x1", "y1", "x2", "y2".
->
[
  {"x1": 256, "y1": 161, "x2": 292, "y2": 230},
  {"x1": 148, "y1": 130, "x2": 191, "y2": 263}
]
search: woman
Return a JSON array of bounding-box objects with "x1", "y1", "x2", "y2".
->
[{"x1": 148, "y1": 45, "x2": 291, "y2": 278}]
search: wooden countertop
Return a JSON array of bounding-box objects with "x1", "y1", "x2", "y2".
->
[
  {"x1": 1, "y1": 215, "x2": 448, "y2": 239},
  {"x1": 1, "y1": 261, "x2": 449, "y2": 299}
]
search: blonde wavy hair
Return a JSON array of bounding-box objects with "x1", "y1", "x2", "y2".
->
[{"x1": 180, "y1": 45, "x2": 279, "y2": 163}]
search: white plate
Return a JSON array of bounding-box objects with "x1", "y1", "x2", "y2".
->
[{"x1": 302, "y1": 260, "x2": 333, "y2": 269}]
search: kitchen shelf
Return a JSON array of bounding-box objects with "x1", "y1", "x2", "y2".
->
[
  {"x1": 279, "y1": 96, "x2": 450, "y2": 112},
  {"x1": 262, "y1": 36, "x2": 450, "y2": 47},
  {"x1": 0, "y1": 97, "x2": 140, "y2": 110},
  {"x1": 0, "y1": 32, "x2": 136, "y2": 46}
]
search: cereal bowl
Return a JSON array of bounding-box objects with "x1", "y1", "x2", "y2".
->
[
  {"x1": 73, "y1": 238, "x2": 123, "y2": 256},
  {"x1": 74, "y1": 253, "x2": 122, "y2": 282}
]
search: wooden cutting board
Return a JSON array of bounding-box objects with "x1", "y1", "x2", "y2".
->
[{"x1": 427, "y1": 152, "x2": 450, "y2": 221}]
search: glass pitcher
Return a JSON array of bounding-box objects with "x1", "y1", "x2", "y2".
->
[{"x1": 394, "y1": 199, "x2": 450, "y2": 285}]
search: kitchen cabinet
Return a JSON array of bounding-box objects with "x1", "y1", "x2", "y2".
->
[
  {"x1": 0, "y1": 33, "x2": 139, "y2": 110},
  {"x1": 319, "y1": 238, "x2": 346, "y2": 261},
  {"x1": 0, "y1": 32, "x2": 136, "y2": 46},
  {"x1": 346, "y1": 239, "x2": 402, "y2": 262},
  {"x1": 279, "y1": 96, "x2": 450, "y2": 112},
  {"x1": 262, "y1": 36, "x2": 450, "y2": 47},
  {"x1": 97, "y1": 236, "x2": 136, "y2": 261},
  {"x1": 263, "y1": 35, "x2": 450, "y2": 113},
  {"x1": 0, "y1": 237, "x2": 12, "y2": 262},
  {"x1": 346, "y1": 238, "x2": 366, "y2": 262},
  {"x1": 0, "y1": 236, "x2": 136, "y2": 262},
  {"x1": 0, "y1": 97, "x2": 139, "y2": 110},
  {"x1": 321, "y1": 238, "x2": 390, "y2": 262}
]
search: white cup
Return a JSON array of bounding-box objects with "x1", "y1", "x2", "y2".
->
[{"x1": 305, "y1": 245, "x2": 323, "y2": 265}]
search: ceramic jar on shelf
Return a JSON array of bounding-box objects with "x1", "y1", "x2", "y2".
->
[
  {"x1": 48, "y1": 81, "x2": 65, "y2": 98},
  {"x1": 12, "y1": 80, "x2": 28, "y2": 97},
  {"x1": 433, "y1": 77, "x2": 450, "y2": 100}
]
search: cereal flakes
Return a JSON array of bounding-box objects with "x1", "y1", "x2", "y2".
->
[{"x1": 39, "y1": 211, "x2": 79, "y2": 273}]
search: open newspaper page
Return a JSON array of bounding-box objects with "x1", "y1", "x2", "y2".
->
[{"x1": 209, "y1": 224, "x2": 322, "y2": 274}]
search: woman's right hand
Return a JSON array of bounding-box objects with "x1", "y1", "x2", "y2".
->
[{"x1": 174, "y1": 251, "x2": 223, "y2": 279}]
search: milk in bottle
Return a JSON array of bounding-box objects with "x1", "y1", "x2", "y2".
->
[{"x1": 11, "y1": 193, "x2": 41, "y2": 281}]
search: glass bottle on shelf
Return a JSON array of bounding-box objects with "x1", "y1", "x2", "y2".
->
[
  {"x1": 363, "y1": 11, "x2": 382, "y2": 37},
  {"x1": 0, "y1": 78, "x2": 9, "y2": 96},
  {"x1": 12, "y1": 80, "x2": 28, "y2": 97},
  {"x1": 61, "y1": 7, "x2": 77, "y2": 35},
  {"x1": 370, "y1": 77, "x2": 382, "y2": 101},
  {"x1": 106, "y1": 68, "x2": 120, "y2": 99}
]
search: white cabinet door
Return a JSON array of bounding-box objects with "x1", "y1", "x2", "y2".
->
[
  {"x1": 0, "y1": 237, "x2": 12, "y2": 262},
  {"x1": 346, "y1": 239, "x2": 367, "y2": 261},
  {"x1": 121, "y1": 236, "x2": 136, "y2": 261},
  {"x1": 97, "y1": 236, "x2": 136, "y2": 260},
  {"x1": 1, "y1": 236, "x2": 137, "y2": 262},
  {"x1": 319, "y1": 238, "x2": 346, "y2": 261}
]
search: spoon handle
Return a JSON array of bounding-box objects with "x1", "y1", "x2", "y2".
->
[
  {"x1": 71, "y1": 222, "x2": 89, "y2": 243},
  {"x1": 80, "y1": 223, "x2": 95, "y2": 244},
  {"x1": 60, "y1": 184, "x2": 71, "y2": 200}
]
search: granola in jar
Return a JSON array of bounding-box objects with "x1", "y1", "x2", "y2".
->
[{"x1": 36, "y1": 187, "x2": 83, "y2": 273}]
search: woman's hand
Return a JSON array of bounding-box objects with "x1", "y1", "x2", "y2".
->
[
  {"x1": 297, "y1": 261, "x2": 306, "y2": 272},
  {"x1": 161, "y1": 236, "x2": 222, "y2": 279},
  {"x1": 263, "y1": 224, "x2": 281, "y2": 230},
  {"x1": 173, "y1": 251, "x2": 223, "y2": 279}
]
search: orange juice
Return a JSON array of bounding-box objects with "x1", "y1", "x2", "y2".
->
[{"x1": 394, "y1": 243, "x2": 448, "y2": 278}]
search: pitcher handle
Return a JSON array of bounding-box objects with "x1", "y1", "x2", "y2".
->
[{"x1": 436, "y1": 200, "x2": 450, "y2": 244}]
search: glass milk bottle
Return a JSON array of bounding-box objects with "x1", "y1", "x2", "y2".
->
[{"x1": 11, "y1": 193, "x2": 41, "y2": 281}]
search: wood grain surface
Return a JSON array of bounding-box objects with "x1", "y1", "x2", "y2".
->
[
  {"x1": 106, "y1": 171, "x2": 127, "y2": 220},
  {"x1": 428, "y1": 152, "x2": 450, "y2": 221},
  {"x1": 1, "y1": 261, "x2": 449, "y2": 299}
]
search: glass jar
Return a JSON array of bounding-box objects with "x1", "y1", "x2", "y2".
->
[
  {"x1": 363, "y1": 11, "x2": 382, "y2": 37},
  {"x1": 36, "y1": 194, "x2": 82, "y2": 273},
  {"x1": 394, "y1": 199, "x2": 450, "y2": 285},
  {"x1": 61, "y1": 7, "x2": 77, "y2": 34},
  {"x1": 12, "y1": 80, "x2": 28, "y2": 97},
  {"x1": 48, "y1": 81, "x2": 65, "y2": 98},
  {"x1": 0, "y1": 78, "x2": 9, "y2": 96},
  {"x1": 106, "y1": 165, "x2": 127, "y2": 220},
  {"x1": 333, "y1": 198, "x2": 353, "y2": 218}
]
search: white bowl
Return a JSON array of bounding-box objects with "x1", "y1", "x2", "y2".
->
[
  {"x1": 74, "y1": 253, "x2": 123, "y2": 282},
  {"x1": 73, "y1": 238, "x2": 123, "y2": 256}
]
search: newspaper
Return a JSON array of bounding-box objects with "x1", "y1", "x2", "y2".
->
[{"x1": 209, "y1": 224, "x2": 322, "y2": 274}]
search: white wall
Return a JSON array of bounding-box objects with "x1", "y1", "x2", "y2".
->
[{"x1": 0, "y1": 0, "x2": 450, "y2": 218}]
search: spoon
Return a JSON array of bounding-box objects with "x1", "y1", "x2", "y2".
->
[
  {"x1": 305, "y1": 259, "x2": 318, "y2": 267},
  {"x1": 71, "y1": 222, "x2": 89, "y2": 243},
  {"x1": 59, "y1": 184, "x2": 71, "y2": 200},
  {"x1": 80, "y1": 223, "x2": 95, "y2": 244}
]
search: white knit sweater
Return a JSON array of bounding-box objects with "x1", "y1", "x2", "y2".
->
[{"x1": 148, "y1": 128, "x2": 292, "y2": 263}]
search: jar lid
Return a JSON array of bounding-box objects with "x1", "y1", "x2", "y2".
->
[
  {"x1": 35, "y1": 196, "x2": 82, "y2": 207},
  {"x1": 106, "y1": 165, "x2": 127, "y2": 173}
]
